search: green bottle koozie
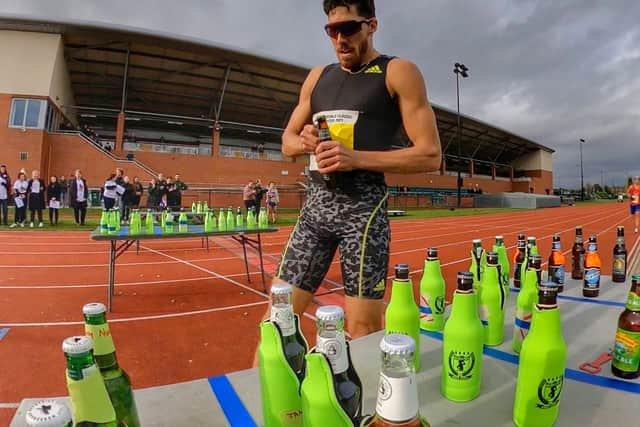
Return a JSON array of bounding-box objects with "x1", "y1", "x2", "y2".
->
[
  {"x1": 144, "y1": 211, "x2": 154, "y2": 234},
  {"x1": 259, "y1": 320, "x2": 304, "y2": 427},
  {"x1": 100, "y1": 210, "x2": 108, "y2": 234},
  {"x1": 301, "y1": 349, "x2": 357, "y2": 427},
  {"x1": 513, "y1": 269, "x2": 538, "y2": 353},
  {"x1": 226, "y1": 209, "x2": 235, "y2": 230},
  {"x1": 419, "y1": 258, "x2": 446, "y2": 332},
  {"x1": 108, "y1": 210, "x2": 117, "y2": 235},
  {"x1": 469, "y1": 250, "x2": 487, "y2": 288},
  {"x1": 513, "y1": 306, "x2": 566, "y2": 427},
  {"x1": 218, "y1": 209, "x2": 226, "y2": 231},
  {"x1": 478, "y1": 264, "x2": 506, "y2": 346},
  {"x1": 441, "y1": 290, "x2": 484, "y2": 402},
  {"x1": 493, "y1": 244, "x2": 511, "y2": 297},
  {"x1": 386, "y1": 278, "x2": 421, "y2": 371}
]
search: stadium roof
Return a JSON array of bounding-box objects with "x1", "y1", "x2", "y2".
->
[{"x1": 0, "y1": 16, "x2": 554, "y2": 166}]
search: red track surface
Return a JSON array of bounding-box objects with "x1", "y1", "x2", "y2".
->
[{"x1": 0, "y1": 203, "x2": 637, "y2": 424}]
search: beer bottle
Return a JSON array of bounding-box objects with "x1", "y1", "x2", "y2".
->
[
  {"x1": 196, "y1": 201, "x2": 203, "y2": 214},
  {"x1": 247, "y1": 207, "x2": 257, "y2": 229},
  {"x1": 611, "y1": 273, "x2": 640, "y2": 379},
  {"x1": 144, "y1": 209, "x2": 154, "y2": 234},
  {"x1": 513, "y1": 282, "x2": 566, "y2": 427},
  {"x1": 478, "y1": 252, "x2": 506, "y2": 346},
  {"x1": 269, "y1": 284, "x2": 307, "y2": 379},
  {"x1": 178, "y1": 209, "x2": 188, "y2": 233},
  {"x1": 612, "y1": 226, "x2": 627, "y2": 283},
  {"x1": 26, "y1": 400, "x2": 73, "y2": 427},
  {"x1": 583, "y1": 235, "x2": 601, "y2": 297},
  {"x1": 469, "y1": 239, "x2": 485, "y2": 287},
  {"x1": 164, "y1": 211, "x2": 174, "y2": 233},
  {"x1": 520, "y1": 237, "x2": 538, "y2": 286},
  {"x1": 361, "y1": 334, "x2": 430, "y2": 427},
  {"x1": 226, "y1": 206, "x2": 235, "y2": 230},
  {"x1": 203, "y1": 201, "x2": 209, "y2": 212},
  {"x1": 191, "y1": 201, "x2": 196, "y2": 213},
  {"x1": 100, "y1": 209, "x2": 109, "y2": 234},
  {"x1": 547, "y1": 234, "x2": 566, "y2": 292},
  {"x1": 83, "y1": 303, "x2": 141, "y2": 427},
  {"x1": 441, "y1": 272, "x2": 483, "y2": 402},
  {"x1": 160, "y1": 208, "x2": 166, "y2": 229},
  {"x1": 217, "y1": 208, "x2": 226, "y2": 231},
  {"x1": 115, "y1": 210, "x2": 121, "y2": 231},
  {"x1": 512, "y1": 234, "x2": 526, "y2": 289},
  {"x1": 419, "y1": 248, "x2": 446, "y2": 332},
  {"x1": 204, "y1": 209, "x2": 213, "y2": 232},
  {"x1": 236, "y1": 207, "x2": 244, "y2": 229},
  {"x1": 571, "y1": 226, "x2": 585, "y2": 280},
  {"x1": 492, "y1": 235, "x2": 510, "y2": 298},
  {"x1": 258, "y1": 207, "x2": 269, "y2": 229},
  {"x1": 385, "y1": 264, "x2": 421, "y2": 370},
  {"x1": 62, "y1": 336, "x2": 117, "y2": 427},
  {"x1": 107, "y1": 210, "x2": 117, "y2": 235},
  {"x1": 314, "y1": 115, "x2": 339, "y2": 190},
  {"x1": 315, "y1": 305, "x2": 362, "y2": 422},
  {"x1": 513, "y1": 255, "x2": 542, "y2": 354}
]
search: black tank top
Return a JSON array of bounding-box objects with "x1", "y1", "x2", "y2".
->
[{"x1": 309, "y1": 55, "x2": 405, "y2": 193}]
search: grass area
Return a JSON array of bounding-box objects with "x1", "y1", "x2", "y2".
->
[
  {"x1": 574, "y1": 199, "x2": 618, "y2": 206},
  {"x1": 0, "y1": 208, "x2": 100, "y2": 231}
]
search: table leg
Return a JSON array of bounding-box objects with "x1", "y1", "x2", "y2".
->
[
  {"x1": 258, "y1": 233, "x2": 267, "y2": 293},
  {"x1": 241, "y1": 235, "x2": 251, "y2": 283},
  {"x1": 206, "y1": 236, "x2": 209, "y2": 252},
  {"x1": 108, "y1": 240, "x2": 116, "y2": 312},
  {"x1": 136, "y1": 240, "x2": 140, "y2": 255}
]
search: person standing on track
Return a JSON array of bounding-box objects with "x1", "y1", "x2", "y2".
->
[
  {"x1": 69, "y1": 170, "x2": 88, "y2": 226},
  {"x1": 27, "y1": 170, "x2": 46, "y2": 228},
  {"x1": 258, "y1": 0, "x2": 441, "y2": 347},
  {"x1": 628, "y1": 175, "x2": 640, "y2": 233},
  {"x1": 10, "y1": 171, "x2": 28, "y2": 228},
  {"x1": 0, "y1": 165, "x2": 10, "y2": 226}
]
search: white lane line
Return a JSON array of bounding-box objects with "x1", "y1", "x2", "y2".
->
[
  {"x1": 0, "y1": 403, "x2": 20, "y2": 408},
  {"x1": 0, "y1": 255, "x2": 244, "y2": 269},
  {"x1": 0, "y1": 301, "x2": 268, "y2": 327}
]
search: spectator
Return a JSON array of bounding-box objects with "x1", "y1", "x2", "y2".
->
[
  {"x1": 132, "y1": 176, "x2": 143, "y2": 209},
  {"x1": 105, "y1": 144, "x2": 112, "y2": 153},
  {"x1": 474, "y1": 184, "x2": 483, "y2": 195},
  {"x1": 147, "y1": 178, "x2": 161, "y2": 209},
  {"x1": 243, "y1": 180, "x2": 256, "y2": 212},
  {"x1": 156, "y1": 173, "x2": 168, "y2": 208},
  {"x1": 58, "y1": 175, "x2": 68, "y2": 208},
  {"x1": 266, "y1": 181, "x2": 279, "y2": 224},
  {"x1": 47, "y1": 176, "x2": 62, "y2": 225},
  {"x1": 121, "y1": 176, "x2": 135, "y2": 222},
  {"x1": 11, "y1": 171, "x2": 28, "y2": 228},
  {"x1": 254, "y1": 179, "x2": 267, "y2": 209},
  {"x1": 174, "y1": 174, "x2": 188, "y2": 208},
  {"x1": 114, "y1": 168, "x2": 125, "y2": 208},
  {"x1": 69, "y1": 170, "x2": 88, "y2": 226},
  {"x1": 103, "y1": 174, "x2": 118, "y2": 210},
  {"x1": 0, "y1": 165, "x2": 10, "y2": 226},
  {"x1": 27, "y1": 170, "x2": 46, "y2": 228},
  {"x1": 166, "y1": 177, "x2": 179, "y2": 211}
]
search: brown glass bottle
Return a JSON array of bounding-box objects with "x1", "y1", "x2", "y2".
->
[
  {"x1": 583, "y1": 235, "x2": 601, "y2": 298},
  {"x1": 512, "y1": 234, "x2": 526, "y2": 289},
  {"x1": 571, "y1": 226, "x2": 585, "y2": 280},
  {"x1": 611, "y1": 274, "x2": 640, "y2": 379},
  {"x1": 314, "y1": 116, "x2": 340, "y2": 190},
  {"x1": 612, "y1": 226, "x2": 627, "y2": 283}
]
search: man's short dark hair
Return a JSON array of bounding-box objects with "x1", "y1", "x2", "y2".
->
[{"x1": 323, "y1": 0, "x2": 375, "y2": 18}]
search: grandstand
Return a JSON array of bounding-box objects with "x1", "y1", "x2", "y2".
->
[{"x1": 0, "y1": 17, "x2": 554, "y2": 208}]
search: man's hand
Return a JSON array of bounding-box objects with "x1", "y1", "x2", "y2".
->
[
  {"x1": 315, "y1": 140, "x2": 359, "y2": 173},
  {"x1": 299, "y1": 124, "x2": 320, "y2": 154}
]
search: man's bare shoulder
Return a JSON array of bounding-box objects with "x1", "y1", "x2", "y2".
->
[{"x1": 386, "y1": 58, "x2": 426, "y2": 96}]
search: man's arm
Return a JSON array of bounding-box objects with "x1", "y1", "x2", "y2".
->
[
  {"x1": 281, "y1": 66, "x2": 325, "y2": 158},
  {"x1": 316, "y1": 59, "x2": 442, "y2": 174}
]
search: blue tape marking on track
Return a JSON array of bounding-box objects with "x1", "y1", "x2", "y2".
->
[
  {"x1": 509, "y1": 288, "x2": 625, "y2": 307},
  {"x1": 420, "y1": 330, "x2": 640, "y2": 394},
  {"x1": 0, "y1": 328, "x2": 9, "y2": 342},
  {"x1": 208, "y1": 375, "x2": 257, "y2": 427}
]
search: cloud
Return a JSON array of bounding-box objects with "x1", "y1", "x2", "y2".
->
[{"x1": 1, "y1": 0, "x2": 639, "y2": 188}]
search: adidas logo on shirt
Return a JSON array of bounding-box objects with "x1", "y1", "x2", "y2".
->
[{"x1": 364, "y1": 64, "x2": 383, "y2": 74}]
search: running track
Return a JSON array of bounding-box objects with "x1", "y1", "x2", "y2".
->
[{"x1": 0, "y1": 203, "x2": 637, "y2": 424}]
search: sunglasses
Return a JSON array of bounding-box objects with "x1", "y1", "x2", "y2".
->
[{"x1": 324, "y1": 19, "x2": 371, "y2": 38}]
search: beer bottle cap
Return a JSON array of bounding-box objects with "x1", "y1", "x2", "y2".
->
[
  {"x1": 527, "y1": 236, "x2": 536, "y2": 241},
  {"x1": 472, "y1": 239, "x2": 482, "y2": 244},
  {"x1": 26, "y1": 400, "x2": 72, "y2": 427},
  {"x1": 486, "y1": 252, "x2": 499, "y2": 265},
  {"x1": 457, "y1": 272, "x2": 474, "y2": 291},
  {"x1": 395, "y1": 263, "x2": 410, "y2": 280},
  {"x1": 552, "y1": 233, "x2": 560, "y2": 241},
  {"x1": 316, "y1": 305, "x2": 344, "y2": 321},
  {"x1": 589, "y1": 235, "x2": 597, "y2": 242},
  {"x1": 426, "y1": 247, "x2": 438, "y2": 259},
  {"x1": 380, "y1": 333, "x2": 415, "y2": 355},
  {"x1": 82, "y1": 302, "x2": 106, "y2": 316},
  {"x1": 517, "y1": 233, "x2": 525, "y2": 240},
  {"x1": 495, "y1": 235, "x2": 504, "y2": 240},
  {"x1": 62, "y1": 336, "x2": 93, "y2": 355},
  {"x1": 271, "y1": 283, "x2": 293, "y2": 295}
]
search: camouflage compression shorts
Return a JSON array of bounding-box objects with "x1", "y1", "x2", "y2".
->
[{"x1": 276, "y1": 179, "x2": 390, "y2": 299}]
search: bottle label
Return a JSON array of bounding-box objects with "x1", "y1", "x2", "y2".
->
[
  {"x1": 584, "y1": 268, "x2": 600, "y2": 288},
  {"x1": 625, "y1": 293, "x2": 640, "y2": 311},
  {"x1": 613, "y1": 255, "x2": 627, "y2": 276},
  {"x1": 419, "y1": 293, "x2": 445, "y2": 322},
  {"x1": 85, "y1": 324, "x2": 116, "y2": 356},
  {"x1": 447, "y1": 350, "x2": 476, "y2": 380},
  {"x1": 550, "y1": 265, "x2": 565, "y2": 285},
  {"x1": 552, "y1": 241, "x2": 561, "y2": 250},
  {"x1": 376, "y1": 372, "x2": 419, "y2": 423},
  {"x1": 270, "y1": 306, "x2": 295, "y2": 337},
  {"x1": 587, "y1": 243, "x2": 597, "y2": 252},
  {"x1": 513, "y1": 309, "x2": 532, "y2": 342},
  {"x1": 612, "y1": 329, "x2": 640, "y2": 373},
  {"x1": 316, "y1": 334, "x2": 348, "y2": 374},
  {"x1": 536, "y1": 375, "x2": 564, "y2": 409}
]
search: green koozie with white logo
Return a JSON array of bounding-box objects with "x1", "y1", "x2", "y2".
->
[
  {"x1": 513, "y1": 255, "x2": 541, "y2": 354},
  {"x1": 218, "y1": 209, "x2": 226, "y2": 232},
  {"x1": 226, "y1": 207, "x2": 235, "y2": 230},
  {"x1": 386, "y1": 263, "x2": 421, "y2": 371},
  {"x1": 419, "y1": 248, "x2": 446, "y2": 332},
  {"x1": 478, "y1": 252, "x2": 506, "y2": 346},
  {"x1": 441, "y1": 272, "x2": 483, "y2": 402},
  {"x1": 513, "y1": 282, "x2": 566, "y2": 427},
  {"x1": 493, "y1": 235, "x2": 510, "y2": 298}
]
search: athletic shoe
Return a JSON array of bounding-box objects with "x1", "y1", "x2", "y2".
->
[
  {"x1": 20, "y1": 223, "x2": 24, "y2": 228},
  {"x1": 9, "y1": 223, "x2": 17, "y2": 228},
  {"x1": 38, "y1": 222, "x2": 44, "y2": 228},
  {"x1": 29, "y1": 222, "x2": 34, "y2": 228}
]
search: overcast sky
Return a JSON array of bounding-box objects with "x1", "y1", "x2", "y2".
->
[{"x1": 2, "y1": 0, "x2": 639, "y2": 188}]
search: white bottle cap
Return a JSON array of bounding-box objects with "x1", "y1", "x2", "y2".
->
[
  {"x1": 380, "y1": 333, "x2": 415, "y2": 355},
  {"x1": 316, "y1": 305, "x2": 344, "y2": 321},
  {"x1": 25, "y1": 400, "x2": 72, "y2": 427},
  {"x1": 82, "y1": 302, "x2": 106, "y2": 316},
  {"x1": 62, "y1": 336, "x2": 93, "y2": 354},
  {"x1": 271, "y1": 283, "x2": 293, "y2": 295}
]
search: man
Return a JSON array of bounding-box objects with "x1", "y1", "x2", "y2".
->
[
  {"x1": 628, "y1": 176, "x2": 640, "y2": 233},
  {"x1": 166, "y1": 176, "x2": 179, "y2": 211},
  {"x1": 254, "y1": 178, "x2": 267, "y2": 209},
  {"x1": 114, "y1": 168, "x2": 125, "y2": 209},
  {"x1": 156, "y1": 173, "x2": 168, "y2": 208},
  {"x1": 58, "y1": 175, "x2": 68, "y2": 208},
  {"x1": 243, "y1": 180, "x2": 256, "y2": 212},
  {"x1": 174, "y1": 174, "x2": 188, "y2": 208},
  {"x1": 69, "y1": 169, "x2": 88, "y2": 225},
  {"x1": 0, "y1": 165, "x2": 10, "y2": 226},
  {"x1": 260, "y1": 0, "x2": 441, "y2": 344}
]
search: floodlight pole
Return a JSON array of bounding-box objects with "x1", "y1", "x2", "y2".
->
[
  {"x1": 454, "y1": 63, "x2": 469, "y2": 208},
  {"x1": 579, "y1": 138, "x2": 585, "y2": 201}
]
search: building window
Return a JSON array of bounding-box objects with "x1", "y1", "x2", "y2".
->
[
  {"x1": 19, "y1": 152, "x2": 28, "y2": 161},
  {"x1": 9, "y1": 98, "x2": 46, "y2": 129}
]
